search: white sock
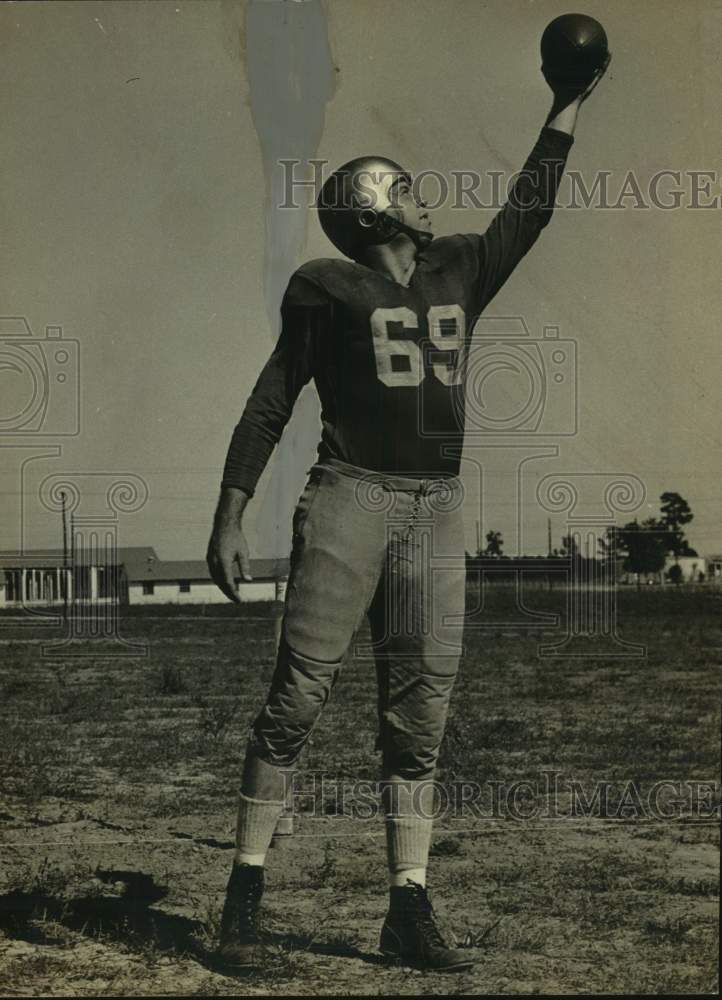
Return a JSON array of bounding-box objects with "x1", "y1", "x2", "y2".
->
[
  {"x1": 233, "y1": 791, "x2": 285, "y2": 866},
  {"x1": 235, "y1": 852, "x2": 266, "y2": 867},
  {"x1": 390, "y1": 866, "x2": 427, "y2": 888},
  {"x1": 385, "y1": 814, "x2": 433, "y2": 889}
]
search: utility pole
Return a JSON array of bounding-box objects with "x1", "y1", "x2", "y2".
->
[
  {"x1": 61, "y1": 491, "x2": 68, "y2": 620},
  {"x1": 476, "y1": 519, "x2": 481, "y2": 556},
  {"x1": 547, "y1": 517, "x2": 553, "y2": 591},
  {"x1": 70, "y1": 511, "x2": 75, "y2": 616}
]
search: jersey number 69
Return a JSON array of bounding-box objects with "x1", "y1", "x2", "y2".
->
[{"x1": 370, "y1": 305, "x2": 465, "y2": 388}]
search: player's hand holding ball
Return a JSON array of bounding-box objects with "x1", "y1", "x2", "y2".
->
[{"x1": 541, "y1": 13, "x2": 611, "y2": 110}]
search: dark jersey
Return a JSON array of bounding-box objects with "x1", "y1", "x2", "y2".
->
[{"x1": 222, "y1": 127, "x2": 574, "y2": 494}]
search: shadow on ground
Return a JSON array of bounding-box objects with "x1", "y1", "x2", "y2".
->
[
  {"x1": 0, "y1": 868, "x2": 387, "y2": 974},
  {"x1": 0, "y1": 869, "x2": 203, "y2": 955}
]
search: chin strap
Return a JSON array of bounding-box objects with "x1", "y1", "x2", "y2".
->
[
  {"x1": 378, "y1": 211, "x2": 434, "y2": 248},
  {"x1": 366, "y1": 210, "x2": 434, "y2": 249}
]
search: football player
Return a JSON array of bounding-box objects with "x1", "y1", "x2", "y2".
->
[{"x1": 207, "y1": 65, "x2": 608, "y2": 972}]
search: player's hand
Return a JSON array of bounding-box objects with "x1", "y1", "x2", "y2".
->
[
  {"x1": 206, "y1": 523, "x2": 252, "y2": 603},
  {"x1": 206, "y1": 488, "x2": 253, "y2": 603},
  {"x1": 578, "y1": 50, "x2": 611, "y2": 103},
  {"x1": 543, "y1": 50, "x2": 611, "y2": 108}
]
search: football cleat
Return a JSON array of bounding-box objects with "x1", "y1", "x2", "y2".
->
[
  {"x1": 380, "y1": 880, "x2": 475, "y2": 972},
  {"x1": 216, "y1": 862, "x2": 265, "y2": 969},
  {"x1": 317, "y1": 156, "x2": 433, "y2": 258}
]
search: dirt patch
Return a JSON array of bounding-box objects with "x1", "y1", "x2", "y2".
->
[{"x1": 0, "y1": 592, "x2": 719, "y2": 995}]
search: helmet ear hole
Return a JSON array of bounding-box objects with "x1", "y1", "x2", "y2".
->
[{"x1": 358, "y1": 208, "x2": 377, "y2": 229}]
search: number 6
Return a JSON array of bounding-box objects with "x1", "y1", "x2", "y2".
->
[
  {"x1": 370, "y1": 307, "x2": 423, "y2": 387},
  {"x1": 370, "y1": 304, "x2": 465, "y2": 387}
]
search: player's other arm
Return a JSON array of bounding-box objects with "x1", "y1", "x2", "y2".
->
[{"x1": 207, "y1": 277, "x2": 326, "y2": 602}]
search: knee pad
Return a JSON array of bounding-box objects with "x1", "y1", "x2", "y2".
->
[
  {"x1": 250, "y1": 639, "x2": 343, "y2": 768},
  {"x1": 377, "y1": 662, "x2": 457, "y2": 779}
]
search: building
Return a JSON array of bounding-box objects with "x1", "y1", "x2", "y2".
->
[
  {"x1": 706, "y1": 554, "x2": 722, "y2": 582},
  {"x1": 125, "y1": 554, "x2": 289, "y2": 605},
  {"x1": 617, "y1": 554, "x2": 712, "y2": 586},
  {"x1": 0, "y1": 547, "x2": 289, "y2": 607},
  {"x1": 663, "y1": 555, "x2": 708, "y2": 583}
]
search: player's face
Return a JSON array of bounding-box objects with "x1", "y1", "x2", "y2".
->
[{"x1": 388, "y1": 175, "x2": 433, "y2": 237}]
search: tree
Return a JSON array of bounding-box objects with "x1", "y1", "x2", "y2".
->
[
  {"x1": 602, "y1": 493, "x2": 698, "y2": 584},
  {"x1": 659, "y1": 492, "x2": 696, "y2": 559},
  {"x1": 603, "y1": 518, "x2": 668, "y2": 587},
  {"x1": 484, "y1": 530, "x2": 504, "y2": 557},
  {"x1": 560, "y1": 533, "x2": 578, "y2": 558}
]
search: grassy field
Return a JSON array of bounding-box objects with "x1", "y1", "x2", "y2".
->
[{"x1": 0, "y1": 588, "x2": 719, "y2": 996}]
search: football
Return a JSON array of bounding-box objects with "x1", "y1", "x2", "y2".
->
[{"x1": 541, "y1": 13, "x2": 609, "y2": 91}]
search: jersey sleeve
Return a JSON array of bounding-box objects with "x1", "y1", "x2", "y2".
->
[
  {"x1": 464, "y1": 126, "x2": 574, "y2": 312},
  {"x1": 220, "y1": 274, "x2": 330, "y2": 497}
]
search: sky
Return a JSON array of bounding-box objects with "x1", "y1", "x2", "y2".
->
[{"x1": 1, "y1": 0, "x2": 721, "y2": 563}]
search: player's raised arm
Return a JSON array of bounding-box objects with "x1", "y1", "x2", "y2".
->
[
  {"x1": 206, "y1": 275, "x2": 326, "y2": 602},
  {"x1": 471, "y1": 17, "x2": 610, "y2": 309},
  {"x1": 472, "y1": 125, "x2": 574, "y2": 308}
]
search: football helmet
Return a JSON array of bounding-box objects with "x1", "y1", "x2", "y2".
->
[{"x1": 317, "y1": 156, "x2": 433, "y2": 259}]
